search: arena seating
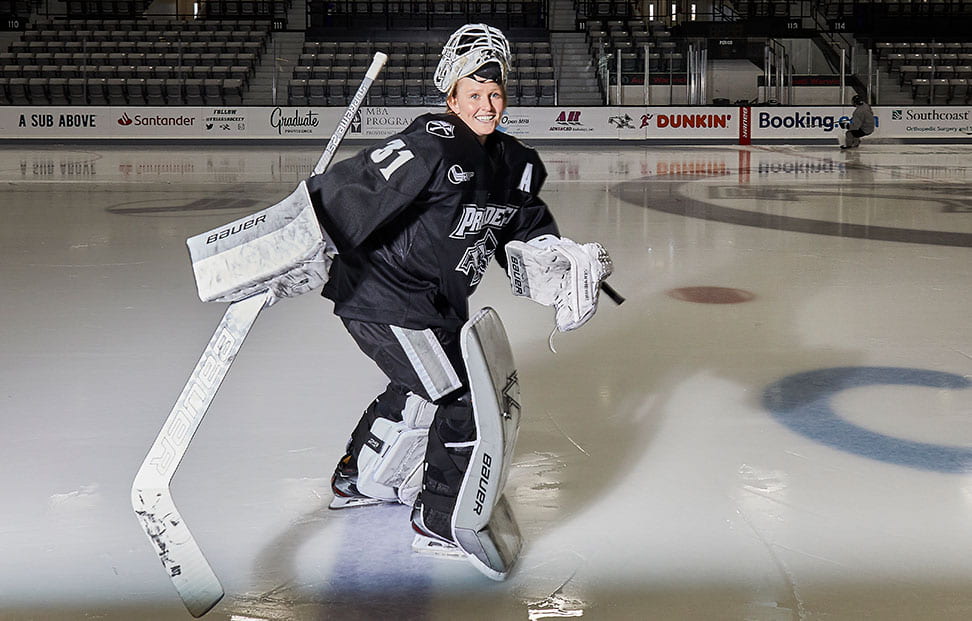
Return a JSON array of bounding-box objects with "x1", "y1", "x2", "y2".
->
[
  {"x1": 288, "y1": 38, "x2": 554, "y2": 105},
  {"x1": 1, "y1": 17, "x2": 267, "y2": 104},
  {"x1": 872, "y1": 39, "x2": 972, "y2": 103},
  {"x1": 306, "y1": 0, "x2": 545, "y2": 32},
  {"x1": 584, "y1": 17, "x2": 686, "y2": 86}
]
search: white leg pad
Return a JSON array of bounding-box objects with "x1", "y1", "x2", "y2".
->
[
  {"x1": 356, "y1": 394, "x2": 436, "y2": 502},
  {"x1": 451, "y1": 307, "x2": 523, "y2": 580}
]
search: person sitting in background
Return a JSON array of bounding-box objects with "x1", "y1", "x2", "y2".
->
[{"x1": 840, "y1": 94, "x2": 875, "y2": 149}]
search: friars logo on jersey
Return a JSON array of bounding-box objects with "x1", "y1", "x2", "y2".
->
[
  {"x1": 426, "y1": 120, "x2": 455, "y2": 138},
  {"x1": 447, "y1": 164, "x2": 475, "y2": 184},
  {"x1": 456, "y1": 229, "x2": 498, "y2": 286},
  {"x1": 450, "y1": 203, "x2": 518, "y2": 239}
]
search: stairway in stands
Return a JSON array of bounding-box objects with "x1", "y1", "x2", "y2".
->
[{"x1": 548, "y1": 0, "x2": 603, "y2": 106}]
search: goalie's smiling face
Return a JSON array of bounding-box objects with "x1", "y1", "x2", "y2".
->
[{"x1": 447, "y1": 77, "x2": 506, "y2": 142}]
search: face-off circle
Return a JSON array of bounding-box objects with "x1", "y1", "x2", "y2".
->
[{"x1": 666, "y1": 286, "x2": 756, "y2": 304}]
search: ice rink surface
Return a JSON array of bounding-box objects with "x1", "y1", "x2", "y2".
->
[{"x1": 1, "y1": 140, "x2": 971, "y2": 620}]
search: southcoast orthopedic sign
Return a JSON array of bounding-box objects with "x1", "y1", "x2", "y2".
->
[{"x1": 1, "y1": 105, "x2": 970, "y2": 141}]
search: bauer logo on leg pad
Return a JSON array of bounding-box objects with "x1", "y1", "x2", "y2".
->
[{"x1": 474, "y1": 453, "x2": 492, "y2": 515}]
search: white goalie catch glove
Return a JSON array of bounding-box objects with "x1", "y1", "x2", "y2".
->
[{"x1": 505, "y1": 234, "x2": 613, "y2": 332}]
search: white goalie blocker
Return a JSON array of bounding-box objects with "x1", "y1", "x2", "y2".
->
[
  {"x1": 450, "y1": 307, "x2": 523, "y2": 580},
  {"x1": 186, "y1": 181, "x2": 336, "y2": 305}
]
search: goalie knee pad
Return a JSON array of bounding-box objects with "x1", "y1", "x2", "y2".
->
[{"x1": 356, "y1": 393, "x2": 437, "y2": 502}]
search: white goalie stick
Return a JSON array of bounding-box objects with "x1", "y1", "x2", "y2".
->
[{"x1": 131, "y1": 52, "x2": 388, "y2": 618}]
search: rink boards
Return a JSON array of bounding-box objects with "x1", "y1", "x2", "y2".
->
[{"x1": 0, "y1": 105, "x2": 970, "y2": 141}]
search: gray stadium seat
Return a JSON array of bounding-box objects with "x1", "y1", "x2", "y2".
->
[
  {"x1": 307, "y1": 78, "x2": 326, "y2": 106},
  {"x1": 223, "y1": 78, "x2": 243, "y2": 105},
  {"x1": 289, "y1": 78, "x2": 308, "y2": 105},
  {"x1": 86, "y1": 78, "x2": 108, "y2": 104},
  {"x1": 404, "y1": 78, "x2": 422, "y2": 105},
  {"x1": 519, "y1": 78, "x2": 539, "y2": 105},
  {"x1": 538, "y1": 78, "x2": 555, "y2": 105},
  {"x1": 383, "y1": 78, "x2": 404, "y2": 106},
  {"x1": 164, "y1": 78, "x2": 184, "y2": 104},
  {"x1": 125, "y1": 77, "x2": 147, "y2": 104},
  {"x1": 326, "y1": 78, "x2": 347, "y2": 105},
  {"x1": 145, "y1": 78, "x2": 166, "y2": 104},
  {"x1": 949, "y1": 78, "x2": 969, "y2": 103},
  {"x1": 184, "y1": 78, "x2": 205, "y2": 105},
  {"x1": 48, "y1": 77, "x2": 70, "y2": 104},
  {"x1": 67, "y1": 77, "x2": 87, "y2": 103},
  {"x1": 203, "y1": 78, "x2": 223, "y2": 104}
]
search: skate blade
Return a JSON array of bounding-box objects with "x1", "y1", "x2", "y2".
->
[
  {"x1": 328, "y1": 495, "x2": 387, "y2": 510},
  {"x1": 411, "y1": 534, "x2": 466, "y2": 559}
]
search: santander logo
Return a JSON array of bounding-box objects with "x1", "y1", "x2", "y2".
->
[{"x1": 117, "y1": 113, "x2": 133, "y2": 126}]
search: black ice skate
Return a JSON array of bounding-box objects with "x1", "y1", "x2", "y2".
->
[
  {"x1": 410, "y1": 496, "x2": 466, "y2": 559},
  {"x1": 328, "y1": 454, "x2": 386, "y2": 509}
]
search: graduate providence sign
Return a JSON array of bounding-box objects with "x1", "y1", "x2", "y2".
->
[{"x1": 1, "y1": 105, "x2": 971, "y2": 140}]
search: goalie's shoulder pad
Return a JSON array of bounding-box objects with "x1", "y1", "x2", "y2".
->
[
  {"x1": 492, "y1": 132, "x2": 548, "y2": 196},
  {"x1": 395, "y1": 113, "x2": 488, "y2": 176},
  {"x1": 402, "y1": 113, "x2": 478, "y2": 151}
]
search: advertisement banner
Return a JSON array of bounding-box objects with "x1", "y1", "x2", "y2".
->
[
  {"x1": 112, "y1": 108, "x2": 206, "y2": 138},
  {"x1": 640, "y1": 107, "x2": 739, "y2": 140},
  {"x1": 749, "y1": 106, "x2": 850, "y2": 140},
  {"x1": 0, "y1": 107, "x2": 111, "y2": 138},
  {"x1": 349, "y1": 106, "x2": 435, "y2": 138},
  {"x1": 750, "y1": 105, "x2": 972, "y2": 140},
  {"x1": 1, "y1": 105, "x2": 971, "y2": 142},
  {"x1": 739, "y1": 106, "x2": 751, "y2": 145},
  {"x1": 605, "y1": 109, "x2": 648, "y2": 140},
  {"x1": 499, "y1": 107, "x2": 621, "y2": 139},
  {"x1": 261, "y1": 106, "x2": 340, "y2": 139},
  {"x1": 878, "y1": 106, "x2": 972, "y2": 138}
]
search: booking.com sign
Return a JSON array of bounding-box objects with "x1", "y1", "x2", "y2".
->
[
  {"x1": 755, "y1": 109, "x2": 880, "y2": 136},
  {"x1": 758, "y1": 110, "x2": 844, "y2": 132}
]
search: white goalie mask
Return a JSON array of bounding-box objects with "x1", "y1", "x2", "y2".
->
[{"x1": 433, "y1": 23, "x2": 513, "y2": 94}]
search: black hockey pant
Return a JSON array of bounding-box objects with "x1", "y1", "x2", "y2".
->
[
  {"x1": 340, "y1": 318, "x2": 476, "y2": 518},
  {"x1": 845, "y1": 128, "x2": 870, "y2": 147}
]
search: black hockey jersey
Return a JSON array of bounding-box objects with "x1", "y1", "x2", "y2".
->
[{"x1": 307, "y1": 112, "x2": 559, "y2": 330}]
